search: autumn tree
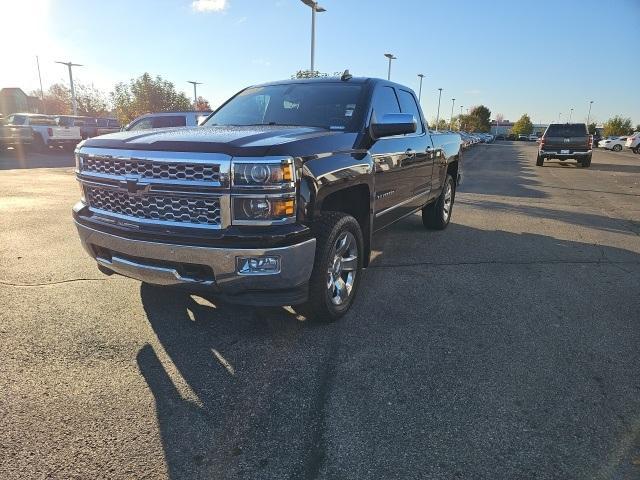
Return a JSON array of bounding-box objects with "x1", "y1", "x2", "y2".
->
[
  {"x1": 602, "y1": 116, "x2": 633, "y2": 137},
  {"x1": 511, "y1": 114, "x2": 534, "y2": 135},
  {"x1": 111, "y1": 73, "x2": 192, "y2": 124},
  {"x1": 31, "y1": 83, "x2": 109, "y2": 116},
  {"x1": 195, "y1": 96, "x2": 211, "y2": 111}
]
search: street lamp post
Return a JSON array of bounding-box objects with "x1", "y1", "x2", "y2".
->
[
  {"x1": 559, "y1": 112, "x2": 562, "y2": 122},
  {"x1": 300, "y1": 0, "x2": 326, "y2": 72},
  {"x1": 55, "y1": 61, "x2": 82, "y2": 116},
  {"x1": 417, "y1": 74, "x2": 425, "y2": 103},
  {"x1": 449, "y1": 98, "x2": 455, "y2": 130},
  {"x1": 187, "y1": 80, "x2": 202, "y2": 108},
  {"x1": 435, "y1": 88, "x2": 443, "y2": 131},
  {"x1": 459, "y1": 105, "x2": 463, "y2": 130},
  {"x1": 587, "y1": 100, "x2": 594, "y2": 125},
  {"x1": 384, "y1": 53, "x2": 396, "y2": 80},
  {"x1": 569, "y1": 108, "x2": 574, "y2": 122}
]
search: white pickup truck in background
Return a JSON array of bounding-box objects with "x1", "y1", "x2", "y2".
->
[{"x1": 4, "y1": 113, "x2": 82, "y2": 151}]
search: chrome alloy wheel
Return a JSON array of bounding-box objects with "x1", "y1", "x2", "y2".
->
[
  {"x1": 326, "y1": 231, "x2": 358, "y2": 306},
  {"x1": 442, "y1": 181, "x2": 453, "y2": 222}
]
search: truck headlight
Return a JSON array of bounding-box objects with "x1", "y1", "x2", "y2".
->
[
  {"x1": 232, "y1": 196, "x2": 295, "y2": 224},
  {"x1": 232, "y1": 158, "x2": 294, "y2": 187}
]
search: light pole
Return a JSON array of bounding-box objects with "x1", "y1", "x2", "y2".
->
[
  {"x1": 449, "y1": 98, "x2": 456, "y2": 130},
  {"x1": 569, "y1": 108, "x2": 574, "y2": 122},
  {"x1": 417, "y1": 74, "x2": 425, "y2": 103},
  {"x1": 459, "y1": 105, "x2": 463, "y2": 130},
  {"x1": 187, "y1": 80, "x2": 202, "y2": 108},
  {"x1": 435, "y1": 88, "x2": 443, "y2": 131},
  {"x1": 36, "y1": 56, "x2": 44, "y2": 113},
  {"x1": 384, "y1": 53, "x2": 396, "y2": 80},
  {"x1": 55, "y1": 61, "x2": 82, "y2": 116},
  {"x1": 587, "y1": 100, "x2": 593, "y2": 125},
  {"x1": 559, "y1": 112, "x2": 562, "y2": 122},
  {"x1": 300, "y1": 0, "x2": 326, "y2": 72}
]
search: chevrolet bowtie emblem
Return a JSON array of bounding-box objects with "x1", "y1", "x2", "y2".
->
[{"x1": 120, "y1": 176, "x2": 150, "y2": 195}]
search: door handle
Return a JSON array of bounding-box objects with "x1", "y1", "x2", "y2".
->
[{"x1": 405, "y1": 148, "x2": 416, "y2": 159}]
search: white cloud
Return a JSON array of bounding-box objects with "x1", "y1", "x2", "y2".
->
[
  {"x1": 191, "y1": 0, "x2": 228, "y2": 12},
  {"x1": 252, "y1": 58, "x2": 271, "y2": 67}
]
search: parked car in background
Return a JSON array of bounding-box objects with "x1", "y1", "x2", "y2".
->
[
  {"x1": 495, "y1": 134, "x2": 505, "y2": 140},
  {"x1": 518, "y1": 134, "x2": 528, "y2": 141},
  {"x1": 96, "y1": 118, "x2": 120, "y2": 136},
  {"x1": 626, "y1": 132, "x2": 640, "y2": 154},
  {"x1": 123, "y1": 111, "x2": 212, "y2": 131},
  {"x1": 537, "y1": 123, "x2": 592, "y2": 168},
  {"x1": 56, "y1": 116, "x2": 98, "y2": 139},
  {"x1": 598, "y1": 136, "x2": 627, "y2": 151},
  {"x1": 0, "y1": 116, "x2": 33, "y2": 150},
  {"x1": 528, "y1": 134, "x2": 538, "y2": 141},
  {"x1": 4, "y1": 113, "x2": 81, "y2": 151}
]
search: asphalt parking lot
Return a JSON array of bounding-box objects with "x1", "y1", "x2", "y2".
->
[{"x1": 1, "y1": 142, "x2": 639, "y2": 479}]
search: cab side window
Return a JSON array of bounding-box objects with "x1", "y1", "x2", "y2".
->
[
  {"x1": 397, "y1": 89, "x2": 424, "y2": 134},
  {"x1": 370, "y1": 86, "x2": 400, "y2": 122}
]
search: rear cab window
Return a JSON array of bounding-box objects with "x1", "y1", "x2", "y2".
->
[
  {"x1": 545, "y1": 124, "x2": 587, "y2": 137},
  {"x1": 151, "y1": 116, "x2": 187, "y2": 128},
  {"x1": 396, "y1": 89, "x2": 424, "y2": 134}
]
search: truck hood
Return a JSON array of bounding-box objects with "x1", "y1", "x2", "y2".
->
[{"x1": 81, "y1": 125, "x2": 355, "y2": 157}]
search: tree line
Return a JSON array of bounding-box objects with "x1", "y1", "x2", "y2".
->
[
  {"x1": 31, "y1": 73, "x2": 212, "y2": 124},
  {"x1": 510, "y1": 113, "x2": 639, "y2": 137}
]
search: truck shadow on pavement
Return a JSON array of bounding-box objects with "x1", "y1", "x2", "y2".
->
[
  {"x1": 137, "y1": 222, "x2": 640, "y2": 479},
  {"x1": 0, "y1": 149, "x2": 75, "y2": 170}
]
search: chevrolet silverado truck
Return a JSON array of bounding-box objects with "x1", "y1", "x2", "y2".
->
[
  {"x1": 537, "y1": 123, "x2": 592, "y2": 167},
  {"x1": 72, "y1": 76, "x2": 462, "y2": 320}
]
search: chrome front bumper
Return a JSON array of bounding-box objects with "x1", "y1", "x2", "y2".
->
[{"x1": 75, "y1": 222, "x2": 316, "y2": 294}]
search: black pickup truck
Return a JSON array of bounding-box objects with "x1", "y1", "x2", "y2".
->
[
  {"x1": 537, "y1": 123, "x2": 592, "y2": 167},
  {"x1": 72, "y1": 76, "x2": 462, "y2": 320}
]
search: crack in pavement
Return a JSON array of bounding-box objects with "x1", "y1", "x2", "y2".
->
[{"x1": 0, "y1": 277, "x2": 111, "y2": 287}]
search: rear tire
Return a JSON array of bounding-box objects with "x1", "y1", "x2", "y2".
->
[
  {"x1": 581, "y1": 155, "x2": 592, "y2": 168},
  {"x1": 295, "y1": 212, "x2": 363, "y2": 322},
  {"x1": 33, "y1": 134, "x2": 46, "y2": 153},
  {"x1": 613, "y1": 144, "x2": 622, "y2": 152},
  {"x1": 536, "y1": 155, "x2": 544, "y2": 166},
  {"x1": 422, "y1": 174, "x2": 454, "y2": 230}
]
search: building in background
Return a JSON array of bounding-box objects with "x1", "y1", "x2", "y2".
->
[
  {"x1": 0, "y1": 88, "x2": 42, "y2": 116},
  {"x1": 490, "y1": 120, "x2": 548, "y2": 137}
]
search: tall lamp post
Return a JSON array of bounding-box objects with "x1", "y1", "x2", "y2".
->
[
  {"x1": 569, "y1": 108, "x2": 574, "y2": 122},
  {"x1": 384, "y1": 53, "x2": 396, "y2": 80},
  {"x1": 449, "y1": 98, "x2": 456, "y2": 130},
  {"x1": 417, "y1": 74, "x2": 425, "y2": 103},
  {"x1": 587, "y1": 100, "x2": 594, "y2": 125},
  {"x1": 55, "y1": 61, "x2": 82, "y2": 116},
  {"x1": 187, "y1": 81, "x2": 202, "y2": 108},
  {"x1": 300, "y1": 0, "x2": 326, "y2": 72},
  {"x1": 459, "y1": 105, "x2": 463, "y2": 130},
  {"x1": 435, "y1": 88, "x2": 443, "y2": 131}
]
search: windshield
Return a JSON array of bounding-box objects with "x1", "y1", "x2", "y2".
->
[{"x1": 204, "y1": 83, "x2": 364, "y2": 131}]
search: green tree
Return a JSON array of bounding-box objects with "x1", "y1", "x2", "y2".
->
[
  {"x1": 511, "y1": 114, "x2": 534, "y2": 135},
  {"x1": 635, "y1": 124, "x2": 640, "y2": 133},
  {"x1": 602, "y1": 116, "x2": 633, "y2": 137},
  {"x1": 587, "y1": 122, "x2": 597, "y2": 135},
  {"x1": 111, "y1": 73, "x2": 192, "y2": 124},
  {"x1": 429, "y1": 118, "x2": 449, "y2": 131},
  {"x1": 469, "y1": 105, "x2": 491, "y2": 132},
  {"x1": 75, "y1": 83, "x2": 110, "y2": 116}
]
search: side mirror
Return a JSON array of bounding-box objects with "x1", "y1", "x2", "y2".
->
[{"x1": 370, "y1": 113, "x2": 417, "y2": 139}]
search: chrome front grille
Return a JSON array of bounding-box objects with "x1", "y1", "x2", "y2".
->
[
  {"x1": 86, "y1": 186, "x2": 221, "y2": 226},
  {"x1": 77, "y1": 147, "x2": 231, "y2": 229},
  {"x1": 83, "y1": 156, "x2": 220, "y2": 183}
]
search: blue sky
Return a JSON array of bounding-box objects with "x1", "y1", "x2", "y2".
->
[{"x1": 2, "y1": 0, "x2": 639, "y2": 125}]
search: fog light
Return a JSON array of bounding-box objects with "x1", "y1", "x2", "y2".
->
[{"x1": 236, "y1": 256, "x2": 281, "y2": 275}]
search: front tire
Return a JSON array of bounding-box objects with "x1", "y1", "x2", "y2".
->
[
  {"x1": 422, "y1": 174, "x2": 454, "y2": 230},
  {"x1": 613, "y1": 144, "x2": 622, "y2": 152},
  {"x1": 296, "y1": 212, "x2": 363, "y2": 322}
]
